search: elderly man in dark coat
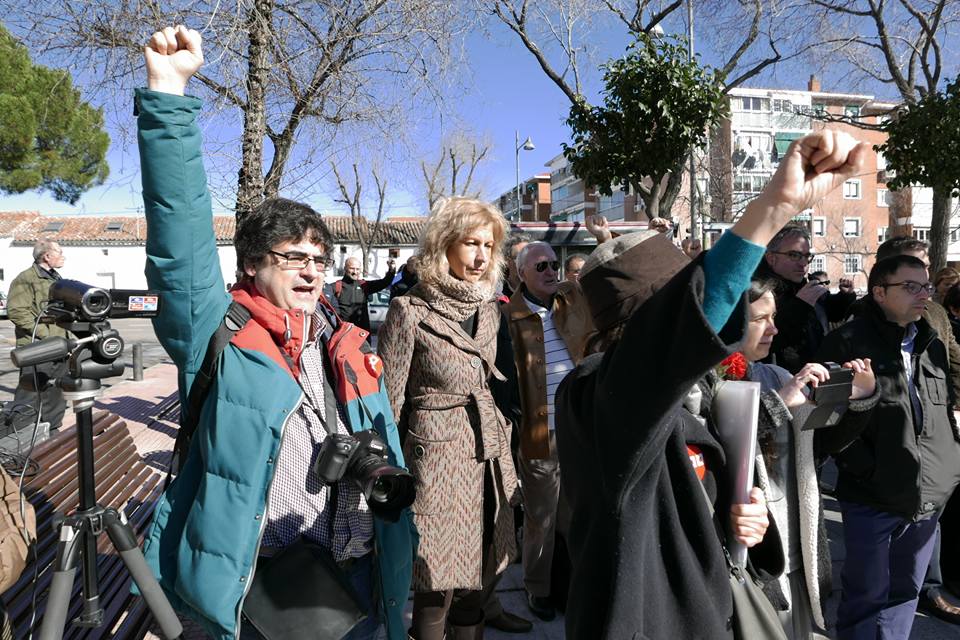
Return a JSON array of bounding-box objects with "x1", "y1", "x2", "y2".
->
[{"x1": 556, "y1": 130, "x2": 870, "y2": 639}]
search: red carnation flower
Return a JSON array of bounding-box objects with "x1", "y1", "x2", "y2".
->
[{"x1": 718, "y1": 352, "x2": 748, "y2": 381}]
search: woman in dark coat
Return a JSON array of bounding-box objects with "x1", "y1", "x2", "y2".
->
[{"x1": 556, "y1": 130, "x2": 869, "y2": 639}]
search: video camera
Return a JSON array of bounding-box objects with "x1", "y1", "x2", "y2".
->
[
  {"x1": 314, "y1": 430, "x2": 415, "y2": 522},
  {"x1": 43, "y1": 280, "x2": 161, "y2": 323}
]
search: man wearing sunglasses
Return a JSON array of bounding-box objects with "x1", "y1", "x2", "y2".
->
[
  {"x1": 816, "y1": 254, "x2": 960, "y2": 639},
  {"x1": 503, "y1": 240, "x2": 596, "y2": 621},
  {"x1": 754, "y1": 224, "x2": 856, "y2": 373}
]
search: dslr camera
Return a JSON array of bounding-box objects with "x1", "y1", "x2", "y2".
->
[{"x1": 314, "y1": 430, "x2": 415, "y2": 522}]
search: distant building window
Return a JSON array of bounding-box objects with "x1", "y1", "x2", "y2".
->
[
  {"x1": 843, "y1": 217, "x2": 862, "y2": 238},
  {"x1": 812, "y1": 217, "x2": 826, "y2": 237},
  {"x1": 843, "y1": 179, "x2": 862, "y2": 199},
  {"x1": 877, "y1": 189, "x2": 891, "y2": 207},
  {"x1": 741, "y1": 97, "x2": 769, "y2": 111},
  {"x1": 105, "y1": 221, "x2": 124, "y2": 232},
  {"x1": 811, "y1": 255, "x2": 826, "y2": 273},
  {"x1": 42, "y1": 221, "x2": 65, "y2": 233},
  {"x1": 914, "y1": 227, "x2": 930, "y2": 242},
  {"x1": 844, "y1": 254, "x2": 863, "y2": 274},
  {"x1": 845, "y1": 105, "x2": 862, "y2": 118},
  {"x1": 878, "y1": 226, "x2": 889, "y2": 243}
]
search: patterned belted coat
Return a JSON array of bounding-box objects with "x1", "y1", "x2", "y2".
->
[{"x1": 378, "y1": 282, "x2": 520, "y2": 592}]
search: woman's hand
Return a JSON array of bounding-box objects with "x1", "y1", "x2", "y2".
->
[
  {"x1": 145, "y1": 25, "x2": 204, "y2": 96},
  {"x1": 844, "y1": 358, "x2": 875, "y2": 400},
  {"x1": 730, "y1": 487, "x2": 769, "y2": 548},
  {"x1": 777, "y1": 362, "x2": 829, "y2": 408}
]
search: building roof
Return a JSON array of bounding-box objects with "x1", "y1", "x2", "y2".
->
[{"x1": 1, "y1": 212, "x2": 427, "y2": 247}]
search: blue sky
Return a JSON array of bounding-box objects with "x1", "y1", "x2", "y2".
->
[{"x1": 1, "y1": 7, "x2": 943, "y2": 219}]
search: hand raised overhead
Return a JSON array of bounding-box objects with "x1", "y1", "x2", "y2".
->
[
  {"x1": 145, "y1": 25, "x2": 203, "y2": 96},
  {"x1": 760, "y1": 130, "x2": 870, "y2": 215}
]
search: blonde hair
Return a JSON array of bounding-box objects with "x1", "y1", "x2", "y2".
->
[{"x1": 417, "y1": 197, "x2": 508, "y2": 288}]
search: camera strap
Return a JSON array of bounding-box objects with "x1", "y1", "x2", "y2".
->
[{"x1": 168, "y1": 301, "x2": 251, "y2": 485}]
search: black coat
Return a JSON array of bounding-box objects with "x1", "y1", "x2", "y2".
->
[
  {"x1": 754, "y1": 261, "x2": 855, "y2": 373},
  {"x1": 815, "y1": 298, "x2": 960, "y2": 519},
  {"x1": 556, "y1": 261, "x2": 780, "y2": 640}
]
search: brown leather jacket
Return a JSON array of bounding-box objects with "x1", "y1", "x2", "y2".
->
[{"x1": 505, "y1": 281, "x2": 595, "y2": 459}]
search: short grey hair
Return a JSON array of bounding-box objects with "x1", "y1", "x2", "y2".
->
[
  {"x1": 767, "y1": 224, "x2": 811, "y2": 251},
  {"x1": 33, "y1": 238, "x2": 60, "y2": 262},
  {"x1": 565, "y1": 253, "x2": 589, "y2": 270},
  {"x1": 516, "y1": 241, "x2": 555, "y2": 272},
  {"x1": 504, "y1": 232, "x2": 533, "y2": 258}
]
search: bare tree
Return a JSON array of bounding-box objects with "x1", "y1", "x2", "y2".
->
[
  {"x1": 486, "y1": 0, "x2": 804, "y2": 218},
  {"x1": 421, "y1": 133, "x2": 491, "y2": 209},
  {"x1": 331, "y1": 163, "x2": 388, "y2": 275},
  {"x1": 804, "y1": 0, "x2": 960, "y2": 271},
  {"x1": 3, "y1": 0, "x2": 465, "y2": 222}
]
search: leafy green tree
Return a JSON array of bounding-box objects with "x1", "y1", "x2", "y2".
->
[
  {"x1": 877, "y1": 78, "x2": 960, "y2": 271},
  {"x1": 562, "y1": 35, "x2": 728, "y2": 220},
  {"x1": 0, "y1": 25, "x2": 108, "y2": 204}
]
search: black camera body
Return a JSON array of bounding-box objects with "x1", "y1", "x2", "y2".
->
[{"x1": 314, "y1": 430, "x2": 415, "y2": 522}]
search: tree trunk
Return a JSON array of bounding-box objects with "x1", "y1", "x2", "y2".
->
[
  {"x1": 929, "y1": 185, "x2": 953, "y2": 274},
  {"x1": 234, "y1": 0, "x2": 273, "y2": 224}
]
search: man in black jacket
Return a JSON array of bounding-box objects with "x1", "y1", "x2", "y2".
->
[
  {"x1": 334, "y1": 256, "x2": 395, "y2": 332},
  {"x1": 755, "y1": 224, "x2": 855, "y2": 373},
  {"x1": 816, "y1": 254, "x2": 960, "y2": 640}
]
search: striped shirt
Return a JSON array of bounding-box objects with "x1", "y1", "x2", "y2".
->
[
  {"x1": 525, "y1": 296, "x2": 576, "y2": 430},
  {"x1": 261, "y1": 309, "x2": 374, "y2": 562}
]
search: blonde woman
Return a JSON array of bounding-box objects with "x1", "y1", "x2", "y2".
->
[{"x1": 378, "y1": 197, "x2": 520, "y2": 639}]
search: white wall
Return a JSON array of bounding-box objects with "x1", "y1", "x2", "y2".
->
[{"x1": 0, "y1": 241, "x2": 414, "y2": 296}]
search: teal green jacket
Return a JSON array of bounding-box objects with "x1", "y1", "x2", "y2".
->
[{"x1": 136, "y1": 88, "x2": 415, "y2": 640}]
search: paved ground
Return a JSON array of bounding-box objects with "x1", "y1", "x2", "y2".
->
[{"x1": 5, "y1": 317, "x2": 960, "y2": 638}]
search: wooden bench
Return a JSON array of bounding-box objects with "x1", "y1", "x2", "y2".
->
[{"x1": 1, "y1": 409, "x2": 166, "y2": 639}]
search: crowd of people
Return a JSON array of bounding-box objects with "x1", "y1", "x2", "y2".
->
[{"x1": 6, "y1": 23, "x2": 949, "y2": 640}]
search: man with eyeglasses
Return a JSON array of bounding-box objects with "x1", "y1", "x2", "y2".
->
[
  {"x1": 135, "y1": 26, "x2": 413, "y2": 640},
  {"x1": 816, "y1": 254, "x2": 960, "y2": 640},
  {"x1": 5, "y1": 238, "x2": 69, "y2": 441},
  {"x1": 504, "y1": 240, "x2": 596, "y2": 621},
  {"x1": 754, "y1": 224, "x2": 856, "y2": 373}
]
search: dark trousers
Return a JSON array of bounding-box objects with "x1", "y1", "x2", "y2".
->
[
  {"x1": 837, "y1": 501, "x2": 938, "y2": 640},
  {"x1": 10, "y1": 361, "x2": 67, "y2": 434}
]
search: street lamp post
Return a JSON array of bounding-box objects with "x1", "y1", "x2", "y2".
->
[{"x1": 515, "y1": 130, "x2": 535, "y2": 221}]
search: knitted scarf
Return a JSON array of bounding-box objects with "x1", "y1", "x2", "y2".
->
[{"x1": 416, "y1": 271, "x2": 494, "y2": 322}]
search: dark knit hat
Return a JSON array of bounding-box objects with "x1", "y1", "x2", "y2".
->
[{"x1": 579, "y1": 231, "x2": 691, "y2": 333}]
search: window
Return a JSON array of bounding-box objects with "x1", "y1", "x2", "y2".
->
[
  {"x1": 878, "y1": 226, "x2": 889, "y2": 244},
  {"x1": 877, "y1": 189, "x2": 891, "y2": 207},
  {"x1": 844, "y1": 254, "x2": 863, "y2": 274},
  {"x1": 42, "y1": 221, "x2": 65, "y2": 233},
  {"x1": 844, "y1": 105, "x2": 862, "y2": 118},
  {"x1": 843, "y1": 217, "x2": 862, "y2": 238},
  {"x1": 773, "y1": 99, "x2": 794, "y2": 113},
  {"x1": 914, "y1": 227, "x2": 930, "y2": 242},
  {"x1": 811, "y1": 255, "x2": 826, "y2": 273},
  {"x1": 740, "y1": 97, "x2": 769, "y2": 111},
  {"x1": 105, "y1": 221, "x2": 124, "y2": 232},
  {"x1": 812, "y1": 217, "x2": 826, "y2": 237},
  {"x1": 843, "y1": 179, "x2": 862, "y2": 199}
]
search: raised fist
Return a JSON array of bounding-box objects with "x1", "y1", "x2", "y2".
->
[{"x1": 145, "y1": 25, "x2": 203, "y2": 96}]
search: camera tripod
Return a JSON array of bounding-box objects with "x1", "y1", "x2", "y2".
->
[{"x1": 11, "y1": 317, "x2": 183, "y2": 640}]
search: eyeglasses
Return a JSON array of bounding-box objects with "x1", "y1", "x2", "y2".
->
[
  {"x1": 881, "y1": 281, "x2": 935, "y2": 296},
  {"x1": 769, "y1": 250, "x2": 815, "y2": 264},
  {"x1": 268, "y1": 250, "x2": 333, "y2": 270},
  {"x1": 533, "y1": 260, "x2": 560, "y2": 273}
]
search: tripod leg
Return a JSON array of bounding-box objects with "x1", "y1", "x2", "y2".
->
[
  {"x1": 38, "y1": 524, "x2": 83, "y2": 640},
  {"x1": 104, "y1": 510, "x2": 183, "y2": 640}
]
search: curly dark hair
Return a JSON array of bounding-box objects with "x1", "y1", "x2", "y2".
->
[{"x1": 234, "y1": 198, "x2": 333, "y2": 276}]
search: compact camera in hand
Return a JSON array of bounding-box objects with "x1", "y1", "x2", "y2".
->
[{"x1": 314, "y1": 431, "x2": 415, "y2": 522}]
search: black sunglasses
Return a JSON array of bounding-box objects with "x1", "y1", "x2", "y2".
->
[{"x1": 534, "y1": 260, "x2": 561, "y2": 273}]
